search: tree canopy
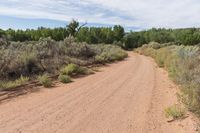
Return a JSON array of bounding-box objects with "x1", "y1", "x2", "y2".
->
[{"x1": 1, "y1": 20, "x2": 200, "y2": 49}]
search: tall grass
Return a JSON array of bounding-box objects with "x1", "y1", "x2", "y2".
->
[
  {"x1": 137, "y1": 42, "x2": 200, "y2": 116},
  {"x1": 58, "y1": 74, "x2": 72, "y2": 84},
  {"x1": 0, "y1": 76, "x2": 29, "y2": 91},
  {"x1": 0, "y1": 37, "x2": 127, "y2": 90},
  {"x1": 0, "y1": 38, "x2": 127, "y2": 79},
  {"x1": 165, "y1": 105, "x2": 186, "y2": 120},
  {"x1": 60, "y1": 63, "x2": 94, "y2": 76},
  {"x1": 94, "y1": 45, "x2": 128, "y2": 64},
  {"x1": 37, "y1": 74, "x2": 52, "y2": 88}
]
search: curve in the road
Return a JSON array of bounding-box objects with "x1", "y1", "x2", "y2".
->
[{"x1": 0, "y1": 53, "x2": 197, "y2": 133}]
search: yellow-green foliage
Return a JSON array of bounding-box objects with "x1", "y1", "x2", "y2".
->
[
  {"x1": 38, "y1": 74, "x2": 52, "y2": 88},
  {"x1": 91, "y1": 67, "x2": 100, "y2": 72},
  {"x1": 60, "y1": 64, "x2": 93, "y2": 76},
  {"x1": 137, "y1": 43, "x2": 200, "y2": 116},
  {"x1": 60, "y1": 63, "x2": 79, "y2": 75},
  {"x1": 0, "y1": 37, "x2": 127, "y2": 82},
  {"x1": 149, "y1": 42, "x2": 162, "y2": 49},
  {"x1": 58, "y1": 74, "x2": 72, "y2": 84},
  {"x1": 77, "y1": 66, "x2": 94, "y2": 75},
  {"x1": 165, "y1": 105, "x2": 186, "y2": 120},
  {"x1": 0, "y1": 76, "x2": 29, "y2": 91},
  {"x1": 155, "y1": 48, "x2": 171, "y2": 67},
  {"x1": 95, "y1": 45, "x2": 128, "y2": 64},
  {"x1": 137, "y1": 47, "x2": 157, "y2": 58}
]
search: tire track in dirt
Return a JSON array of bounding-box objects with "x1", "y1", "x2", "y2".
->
[{"x1": 0, "y1": 53, "x2": 197, "y2": 133}]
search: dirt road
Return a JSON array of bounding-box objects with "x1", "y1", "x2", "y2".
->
[{"x1": 0, "y1": 53, "x2": 197, "y2": 133}]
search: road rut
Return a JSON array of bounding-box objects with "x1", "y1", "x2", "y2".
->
[{"x1": 0, "y1": 53, "x2": 197, "y2": 133}]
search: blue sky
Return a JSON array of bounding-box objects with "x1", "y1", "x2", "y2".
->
[{"x1": 0, "y1": 0, "x2": 200, "y2": 30}]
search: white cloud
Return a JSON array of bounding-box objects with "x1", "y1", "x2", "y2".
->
[
  {"x1": 87, "y1": 0, "x2": 200, "y2": 28},
  {"x1": 0, "y1": 0, "x2": 200, "y2": 29}
]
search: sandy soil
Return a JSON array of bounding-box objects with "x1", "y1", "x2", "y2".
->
[{"x1": 0, "y1": 53, "x2": 198, "y2": 133}]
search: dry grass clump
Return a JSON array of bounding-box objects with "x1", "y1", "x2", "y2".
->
[
  {"x1": 94, "y1": 44, "x2": 128, "y2": 64},
  {"x1": 165, "y1": 105, "x2": 186, "y2": 120},
  {"x1": 137, "y1": 42, "x2": 200, "y2": 116},
  {"x1": 37, "y1": 74, "x2": 52, "y2": 88},
  {"x1": 0, "y1": 76, "x2": 29, "y2": 91},
  {"x1": 58, "y1": 74, "x2": 72, "y2": 84},
  {"x1": 0, "y1": 37, "x2": 127, "y2": 90}
]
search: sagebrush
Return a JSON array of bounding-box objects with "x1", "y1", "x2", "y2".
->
[
  {"x1": 0, "y1": 37, "x2": 127, "y2": 79},
  {"x1": 0, "y1": 37, "x2": 127, "y2": 90},
  {"x1": 137, "y1": 42, "x2": 200, "y2": 116}
]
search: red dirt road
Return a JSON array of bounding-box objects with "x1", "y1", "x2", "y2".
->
[{"x1": 0, "y1": 53, "x2": 198, "y2": 133}]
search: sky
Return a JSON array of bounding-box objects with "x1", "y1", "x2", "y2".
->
[{"x1": 0, "y1": 0, "x2": 200, "y2": 30}]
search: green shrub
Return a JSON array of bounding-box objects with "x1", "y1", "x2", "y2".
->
[
  {"x1": 38, "y1": 74, "x2": 52, "y2": 88},
  {"x1": 95, "y1": 55, "x2": 106, "y2": 64},
  {"x1": 94, "y1": 45, "x2": 128, "y2": 63},
  {"x1": 0, "y1": 38, "x2": 127, "y2": 81},
  {"x1": 149, "y1": 42, "x2": 161, "y2": 49},
  {"x1": 17, "y1": 76, "x2": 29, "y2": 84},
  {"x1": 60, "y1": 63, "x2": 79, "y2": 75},
  {"x1": 165, "y1": 105, "x2": 186, "y2": 120},
  {"x1": 91, "y1": 67, "x2": 100, "y2": 72},
  {"x1": 0, "y1": 76, "x2": 29, "y2": 91},
  {"x1": 77, "y1": 67, "x2": 94, "y2": 75},
  {"x1": 58, "y1": 74, "x2": 72, "y2": 83},
  {"x1": 60, "y1": 64, "x2": 94, "y2": 76},
  {"x1": 0, "y1": 37, "x2": 127, "y2": 92},
  {"x1": 155, "y1": 48, "x2": 170, "y2": 67},
  {"x1": 137, "y1": 44, "x2": 200, "y2": 117}
]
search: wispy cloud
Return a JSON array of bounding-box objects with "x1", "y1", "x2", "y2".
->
[{"x1": 0, "y1": 0, "x2": 200, "y2": 29}]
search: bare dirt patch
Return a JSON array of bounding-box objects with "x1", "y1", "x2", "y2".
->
[{"x1": 0, "y1": 53, "x2": 198, "y2": 133}]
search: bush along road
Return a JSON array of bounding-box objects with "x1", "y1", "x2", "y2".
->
[{"x1": 0, "y1": 52, "x2": 198, "y2": 133}]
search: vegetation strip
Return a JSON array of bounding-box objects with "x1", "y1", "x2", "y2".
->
[
  {"x1": 136, "y1": 42, "x2": 200, "y2": 117},
  {"x1": 0, "y1": 35, "x2": 127, "y2": 101}
]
